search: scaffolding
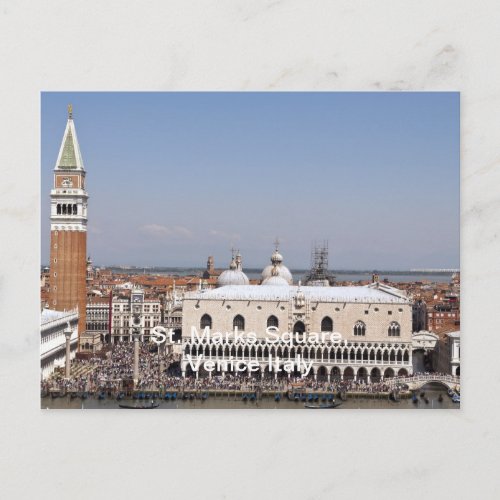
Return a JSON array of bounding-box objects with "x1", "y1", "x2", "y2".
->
[{"x1": 304, "y1": 241, "x2": 335, "y2": 286}]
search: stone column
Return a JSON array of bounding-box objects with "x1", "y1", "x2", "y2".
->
[
  {"x1": 133, "y1": 329, "x2": 140, "y2": 386},
  {"x1": 64, "y1": 325, "x2": 72, "y2": 378}
]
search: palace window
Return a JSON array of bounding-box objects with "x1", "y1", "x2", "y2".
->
[
  {"x1": 321, "y1": 316, "x2": 333, "y2": 332},
  {"x1": 267, "y1": 315, "x2": 279, "y2": 329},
  {"x1": 388, "y1": 322, "x2": 401, "y2": 337},
  {"x1": 233, "y1": 315, "x2": 245, "y2": 331},
  {"x1": 354, "y1": 321, "x2": 366, "y2": 336},
  {"x1": 200, "y1": 314, "x2": 212, "y2": 329}
]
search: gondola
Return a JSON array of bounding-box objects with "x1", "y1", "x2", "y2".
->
[
  {"x1": 119, "y1": 402, "x2": 159, "y2": 409},
  {"x1": 304, "y1": 402, "x2": 342, "y2": 409}
]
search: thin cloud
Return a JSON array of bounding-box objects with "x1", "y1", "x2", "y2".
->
[
  {"x1": 209, "y1": 229, "x2": 241, "y2": 241},
  {"x1": 140, "y1": 224, "x2": 193, "y2": 239}
]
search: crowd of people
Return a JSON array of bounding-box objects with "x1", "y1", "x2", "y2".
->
[
  {"x1": 42, "y1": 342, "x2": 421, "y2": 396},
  {"x1": 43, "y1": 343, "x2": 460, "y2": 397}
]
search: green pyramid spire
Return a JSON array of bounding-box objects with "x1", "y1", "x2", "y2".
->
[
  {"x1": 55, "y1": 105, "x2": 85, "y2": 170},
  {"x1": 59, "y1": 128, "x2": 78, "y2": 168}
]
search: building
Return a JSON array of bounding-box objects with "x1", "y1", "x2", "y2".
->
[
  {"x1": 86, "y1": 296, "x2": 111, "y2": 344},
  {"x1": 48, "y1": 105, "x2": 88, "y2": 338},
  {"x1": 437, "y1": 331, "x2": 460, "y2": 375},
  {"x1": 111, "y1": 286, "x2": 161, "y2": 343},
  {"x1": 181, "y1": 248, "x2": 413, "y2": 381},
  {"x1": 41, "y1": 308, "x2": 78, "y2": 380},
  {"x1": 427, "y1": 298, "x2": 460, "y2": 334},
  {"x1": 202, "y1": 256, "x2": 221, "y2": 280},
  {"x1": 412, "y1": 299, "x2": 427, "y2": 332}
]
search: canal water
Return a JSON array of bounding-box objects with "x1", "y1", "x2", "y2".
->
[{"x1": 42, "y1": 383, "x2": 458, "y2": 410}]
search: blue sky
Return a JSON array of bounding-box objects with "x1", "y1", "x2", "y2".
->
[{"x1": 41, "y1": 92, "x2": 459, "y2": 269}]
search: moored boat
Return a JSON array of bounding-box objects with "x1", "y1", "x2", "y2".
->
[
  {"x1": 119, "y1": 402, "x2": 159, "y2": 409},
  {"x1": 305, "y1": 402, "x2": 342, "y2": 409}
]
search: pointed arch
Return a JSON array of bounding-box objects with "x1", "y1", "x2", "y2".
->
[
  {"x1": 321, "y1": 316, "x2": 333, "y2": 332},
  {"x1": 267, "y1": 315, "x2": 279, "y2": 329},
  {"x1": 200, "y1": 314, "x2": 212, "y2": 329},
  {"x1": 233, "y1": 315, "x2": 245, "y2": 331},
  {"x1": 354, "y1": 320, "x2": 366, "y2": 336},
  {"x1": 388, "y1": 321, "x2": 401, "y2": 337}
]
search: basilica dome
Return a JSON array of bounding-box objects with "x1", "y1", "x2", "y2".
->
[
  {"x1": 262, "y1": 248, "x2": 293, "y2": 284},
  {"x1": 217, "y1": 255, "x2": 249, "y2": 287},
  {"x1": 262, "y1": 274, "x2": 289, "y2": 286}
]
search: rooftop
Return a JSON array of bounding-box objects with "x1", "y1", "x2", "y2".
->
[
  {"x1": 185, "y1": 283, "x2": 410, "y2": 303},
  {"x1": 41, "y1": 308, "x2": 78, "y2": 327}
]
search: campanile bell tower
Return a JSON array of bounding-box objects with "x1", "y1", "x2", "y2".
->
[{"x1": 48, "y1": 105, "x2": 88, "y2": 338}]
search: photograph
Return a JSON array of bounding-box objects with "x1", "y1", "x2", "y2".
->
[{"x1": 40, "y1": 91, "x2": 460, "y2": 410}]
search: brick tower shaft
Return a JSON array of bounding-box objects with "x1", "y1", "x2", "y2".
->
[{"x1": 48, "y1": 105, "x2": 89, "y2": 340}]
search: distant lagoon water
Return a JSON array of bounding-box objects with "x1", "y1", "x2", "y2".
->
[{"x1": 105, "y1": 267, "x2": 455, "y2": 283}]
